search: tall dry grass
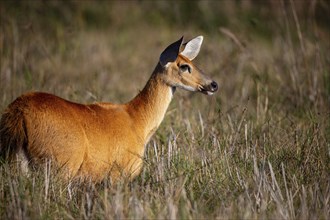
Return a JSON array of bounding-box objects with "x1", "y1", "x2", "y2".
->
[{"x1": 0, "y1": 0, "x2": 329, "y2": 219}]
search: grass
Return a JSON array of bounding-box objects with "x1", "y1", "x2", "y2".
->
[{"x1": 0, "y1": 0, "x2": 329, "y2": 219}]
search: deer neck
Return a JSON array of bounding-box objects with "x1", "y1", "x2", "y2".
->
[{"x1": 127, "y1": 64, "x2": 174, "y2": 143}]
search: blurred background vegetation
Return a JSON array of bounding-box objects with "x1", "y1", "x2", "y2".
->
[
  {"x1": 1, "y1": 0, "x2": 329, "y2": 102},
  {"x1": 0, "y1": 0, "x2": 329, "y2": 219}
]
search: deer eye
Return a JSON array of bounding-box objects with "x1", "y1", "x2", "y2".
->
[{"x1": 179, "y1": 64, "x2": 192, "y2": 73}]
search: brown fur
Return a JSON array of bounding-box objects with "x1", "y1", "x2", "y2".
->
[{"x1": 0, "y1": 48, "x2": 217, "y2": 182}]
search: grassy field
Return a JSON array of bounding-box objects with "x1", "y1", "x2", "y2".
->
[{"x1": 0, "y1": 1, "x2": 329, "y2": 219}]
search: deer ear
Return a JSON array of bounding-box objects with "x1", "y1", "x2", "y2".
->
[
  {"x1": 160, "y1": 36, "x2": 184, "y2": 67},
  {"x1": 180, "y1": 36, "x2": 203, "y2": 61}
]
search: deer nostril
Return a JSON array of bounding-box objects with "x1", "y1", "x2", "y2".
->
[{"x1": 211, "y1": 81, "x2": 218, "y2": 91}]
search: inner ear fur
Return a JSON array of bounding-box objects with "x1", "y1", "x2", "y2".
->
[{"x1": 180, "y1": 36, "x2": 203, "y2": 61}]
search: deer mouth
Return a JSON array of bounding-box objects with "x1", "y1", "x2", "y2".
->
[
  {"x1": 199, "y1": 87, "x2": 214, "y2": 95},
  {"x1": 199, "y1": 81, "x2": 218, "y2": 95}
]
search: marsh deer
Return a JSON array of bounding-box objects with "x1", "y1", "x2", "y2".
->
[{"x1": 0, "y1": 36, "x2": 218, "y2": 182}]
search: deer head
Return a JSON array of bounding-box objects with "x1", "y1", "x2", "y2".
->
[{"x1": 159, "y1": 36, "x2": 218, "y2": 95}]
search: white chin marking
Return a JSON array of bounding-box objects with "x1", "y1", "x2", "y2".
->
[
  {"x1": 206, "y1": 91, "x2": 214, "y2": 95},
  {"x1": 178, "y1": 84, "x2": 197, "y2": 92}
]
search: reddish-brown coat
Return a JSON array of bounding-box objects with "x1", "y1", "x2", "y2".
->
[{"x1": 0, "y1": 37, "x2": 218, "y2": 182}]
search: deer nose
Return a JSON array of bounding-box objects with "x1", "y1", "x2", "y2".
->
[{"x1": 210, "y1": 81, "x2": 218, "y2": 92}]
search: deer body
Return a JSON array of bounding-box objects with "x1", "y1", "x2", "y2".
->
[{"x1": 0, "y1": 36, "x2": 218, "y2": 182}]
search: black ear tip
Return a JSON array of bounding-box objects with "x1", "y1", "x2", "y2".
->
[
  {"x1": 159, "y1": 36, "x2": 185, "y2": 66},
  {"x1": 180, "y1": 36, "x2": 184, "y2": 44}
]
